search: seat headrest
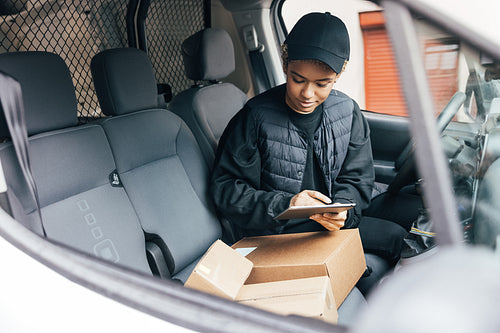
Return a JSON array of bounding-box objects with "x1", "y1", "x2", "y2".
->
[
  {"x1": 182, "y1": 28, "x2": 235, "y2": 82},
  {"x1": 0, "y1": 51, "x2": 78, "y2": 137},
  {"x1": 91, "y1": 48, "x2": 158, "y2": 116}
]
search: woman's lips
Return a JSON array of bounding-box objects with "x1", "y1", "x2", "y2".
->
[{"x1": 299, "y1": 100, "x2": 315, "y2": 108}]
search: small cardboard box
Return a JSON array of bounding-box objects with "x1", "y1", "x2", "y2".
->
[
  {"x1": 236, "y1": 276, "x2": 338, "y2": 324},
  {"x1": 185, "y1": 240, "x2": 253, "y2": 299},
  {"x1": 185, "y1": 239, "x2": 338, "y2": 323},
  {"x1": 232, "y1": 229, "x2": 366, "y2": 308}
]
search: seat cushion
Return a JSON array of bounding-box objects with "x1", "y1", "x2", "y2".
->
[{"x1": 0, "y1": 124, "x2": 152, "y2": 274}]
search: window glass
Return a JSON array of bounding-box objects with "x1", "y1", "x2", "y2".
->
[
  {"x1": 413, "y1": 18, "x2": 500, "y2": 248},
  {"x1": 280, "y1": 0, "x2": 464, "y2": 121}
]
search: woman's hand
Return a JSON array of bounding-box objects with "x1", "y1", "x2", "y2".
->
[
  {"x1": 289, "y1": 190, "x2": 347, "y2": 231},
  {"x1": 310, "y1": 210, "x2": 347, "y2": 231},
  {"x1": 289, "y1": 190, "x2": 332, "y2": 206}
]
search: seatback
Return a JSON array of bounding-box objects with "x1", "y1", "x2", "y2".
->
[
  {"x1": 169, "y1": 28, "x2": 248, "y2": 164},
  {"x1": 91, "y1": 48, "x2": 222, "y2": 281},
  {"x1": 0, "y1": 51, "x2": 151, "y2": 274}
]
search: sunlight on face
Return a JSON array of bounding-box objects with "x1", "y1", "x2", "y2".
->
[{"x1": 285, "y1": 61, "x2": 338, "y2": 114}]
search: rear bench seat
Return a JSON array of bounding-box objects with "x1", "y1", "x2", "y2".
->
[
  {"x1": 0, "y1": 51, "x2": 151, "y2": 274},
  {"x1": 0, "y1": 49, "x2": 224, "y2": 282}
]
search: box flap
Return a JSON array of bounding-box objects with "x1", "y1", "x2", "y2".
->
[
  {"x1": 236, "y1": 276, "x2": 330, "y2": 300},
  {"x1": 233, "y1": 230, "x2": 358, "y2": 266},
  {"x1": 237, "y1": 276, "x2": 338, "y2": 324},
  {"x1": 244, "y1": 264, "x2": 327, "y2": 285},
  {"x1": 185, "y1": 240, "x2": 253, "y2": 300}
]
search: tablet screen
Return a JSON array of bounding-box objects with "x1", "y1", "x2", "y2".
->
[{"x1": 274, "y1": 203, "x2": 356, "y2": 220}]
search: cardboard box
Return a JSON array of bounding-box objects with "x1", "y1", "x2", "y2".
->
[
  {"x1": 236, "y1": 276, "x2": 338, "y2": 324},
  {"x1": 185, "y1": 240, "x2": 253, "y2": 299},
  {"x1": 185, "y1": 239, "x2": 338, "y2": 323},
  {"x1": 232, "y1": 229, "x2": 366, "y2": 308}
]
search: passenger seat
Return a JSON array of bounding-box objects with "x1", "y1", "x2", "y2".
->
[
  {"x1": 91, "y1": 48, "x2": 223, "y2": 282},
  {"x1": 0, "y1": 51, "x2": 152, "y2": 274},
  {"x1": 169, "y1": 28, "x2": 248, "y2": 165}
]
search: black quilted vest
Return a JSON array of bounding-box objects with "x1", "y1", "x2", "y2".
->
[{"x1": 248, "y1": 85, "x2": 354, "y2": 197}]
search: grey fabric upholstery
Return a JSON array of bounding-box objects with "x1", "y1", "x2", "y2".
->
[
  {"x1": 0, "y1": 51, "x2": 78, "y2": 136},
  {"x1": 91, "y1": 48, "x2": 158, "y2": 116},
  {"x1": 91, "y1": 48, "x2": 223, "y2": 276},
  {"x1": 0, "y1": 51, "x2": 151, "y2": 274},
  {"x1": 170, "y1": 28, "x2": 248, "y2": 164},
  {"x1": 100, "y1": 110, "x2": 222, "y2": 274},
  {"x1": 181, "y1": 28, "x2": 235, "y2": 81}
]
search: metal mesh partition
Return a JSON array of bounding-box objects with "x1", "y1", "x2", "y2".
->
[
  {"x1": 0, "y1": 0, "x2": 208, "y2": 120},
  {"x1": 146, "y1": 0, "x2": 207, "y2": 97},
  {"x1": 0, "y1": 0, "x2": 128, "y2": 120}
]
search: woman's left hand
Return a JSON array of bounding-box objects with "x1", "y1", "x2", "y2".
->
[{"x1": 310, "y1": 208, "x2": 347, "y2": 231}]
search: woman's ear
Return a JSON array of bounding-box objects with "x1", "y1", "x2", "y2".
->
[{"x1": 336, "y1": 60, "x2": 348, "y2": 79}]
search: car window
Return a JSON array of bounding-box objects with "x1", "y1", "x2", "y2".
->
[
  {"x1": 396, "y1": 13, "x2": 500, "y2": 250},
  {"x1": 280, "y1": 0, "x2": 470, "y2": 123},
  {"x1": 415, "y1": 19, "x2": 500, "y2": 249}
]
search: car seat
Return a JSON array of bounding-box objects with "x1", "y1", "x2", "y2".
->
[
  {"x1": 91, "y1": 47, "x2": 224, "y2": 282},
  {"x1": 0, "y1": 51, "x2": 152, "y2": 274},
  {"x1": 169, "y1": 28, "x2": 248, "y2": 165}
]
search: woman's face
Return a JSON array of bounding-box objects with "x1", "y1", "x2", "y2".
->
[{"x1": 284, "y1": 60, "x2": 338, "y2": 114}]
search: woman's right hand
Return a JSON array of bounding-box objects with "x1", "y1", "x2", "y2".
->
[{"x1": 289, "y1": 190, "x2": 332, "y2": 207}]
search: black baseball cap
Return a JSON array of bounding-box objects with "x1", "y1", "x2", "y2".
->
[{"x1": 284, "y1": 12, "x2": 350, "y2": 74}]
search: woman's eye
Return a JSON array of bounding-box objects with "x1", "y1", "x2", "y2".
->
[
  {"x1": 316, "y1": 83, "x2": 327, "y2": 88},
  {"x1": 292, "y1": 77, "x2": 304, "y2": 84}
]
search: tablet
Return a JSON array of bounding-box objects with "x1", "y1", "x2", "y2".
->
[{"x1": 274, "y1": 203, "x2": 356, "y2": 220}]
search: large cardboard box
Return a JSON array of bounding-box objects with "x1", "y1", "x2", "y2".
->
[
  {"x1": 185, "y1": 240, "x2": 338, "y2": 323},
  {"x1": 236, "y1": 276, "x2": 338, "y2": 324},
  {"x1": 232, "y1": 229, "x2": 366, "y2": 308}
]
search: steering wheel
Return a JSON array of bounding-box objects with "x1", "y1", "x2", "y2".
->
[{"x1": 387, "y1": 92, "x2": 467, "y2": 194}]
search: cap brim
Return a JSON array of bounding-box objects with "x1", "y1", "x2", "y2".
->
[{"x1": 287, "y1": 44, "x2": 346, "y2": 74}]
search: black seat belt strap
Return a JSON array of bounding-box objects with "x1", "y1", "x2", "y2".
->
[
  {"x1": 249, "y1": 49, "x2": 271, "y2": 94},
  {"x1": 242, "y1": 24, "x2": 272, "y2": 94},
  {"x1": 0, "y1": 71, "x2": 46, "y2": 237}
]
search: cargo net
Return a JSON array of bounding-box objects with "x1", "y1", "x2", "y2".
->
[
  {"x1": 0, "y1": 0, "x2": 207, "y2": 121},
  {"x1": 0, "y1": 0, "x2": 128, "y2": 121},
  {"x1": 146, "y1": 0, "x2": 206, "y2": 96}
]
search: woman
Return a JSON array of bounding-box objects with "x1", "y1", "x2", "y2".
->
[{"x1": 210, "y1": 12, "x2": 374, "y2": 237}]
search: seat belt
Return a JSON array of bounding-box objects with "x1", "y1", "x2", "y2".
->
[
  {"x1": 0, "y1": 71, "x2": 46, "y2": 237},
  {"x1": 249, "y1": 48, "x2": 271, "y2": 94},
  {"x1": 242, "y1": 24, "x2": 272, "y2": 94}
]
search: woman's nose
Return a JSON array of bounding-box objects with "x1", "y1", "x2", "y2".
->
[{"x1": 301, "y1": 83, "x2": 314, "y2": 99}]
